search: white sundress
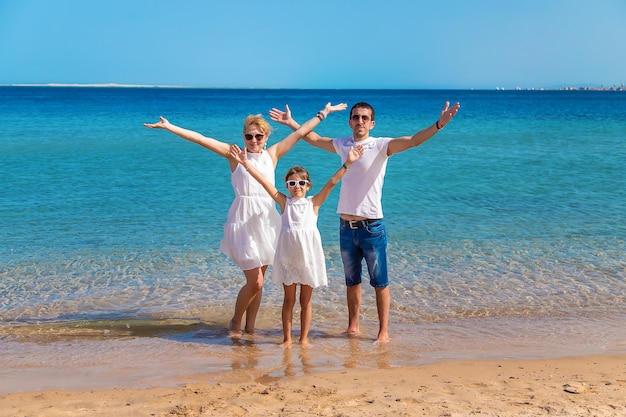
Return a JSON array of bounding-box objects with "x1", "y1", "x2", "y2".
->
[
  {"x1": 273, "y1": 196, "x2": 328, "y2": 288},
  {"x1": 219, "y1": 151, "x2": 281, "y2": 270}
]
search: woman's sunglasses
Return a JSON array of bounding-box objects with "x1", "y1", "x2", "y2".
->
[
  {"x1": 244, "y1": 133, "x2": 265, "y2": 141},
  {"x1": 286, "y1": 180, "x2": 310, "y2": 188}
]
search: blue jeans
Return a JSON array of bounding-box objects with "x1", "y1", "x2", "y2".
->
[{"x1": 339, "y1": 219, "x2": 389, "y2": 288}]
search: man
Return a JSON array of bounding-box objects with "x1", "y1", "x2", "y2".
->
[{"x1": 270, "y1": 100, "x2": 460, "y2": 344}]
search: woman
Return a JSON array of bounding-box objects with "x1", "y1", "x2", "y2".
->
[{"x1": 144, "y1": 102, "x2": 346, "y2": 335}]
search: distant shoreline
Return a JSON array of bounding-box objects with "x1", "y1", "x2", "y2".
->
[
  {"x1": 0, "y1": 83, "x2": 188, "y2": 89},
  {"x1": 1, "y1": 83, "x2": 624, "y2": 91}
]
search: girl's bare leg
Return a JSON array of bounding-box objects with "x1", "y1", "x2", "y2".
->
[
  {"x1": 281, "y1": 284, "x2": 297, "y2": 348},
  {"x1": 299, "y1": 285, "x2": 313, "y2": 346}
]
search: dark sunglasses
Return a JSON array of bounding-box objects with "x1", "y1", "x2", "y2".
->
[
  {"x1": 351, "y1": 114, "x2": 371, "y2": 122},
  {"x1": 286, "y1": 180, "x2": 309, "y2": 188},
  {"x1": 244, "y1": 133, "x2": 265, "y2": 141}
]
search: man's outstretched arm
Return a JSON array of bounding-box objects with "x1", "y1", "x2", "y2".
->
[{"x1": 387, "y1": 101, "x2": 460, "y2": 156}]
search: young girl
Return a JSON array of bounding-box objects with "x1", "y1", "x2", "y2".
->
[{"x1": 230, "y1": 143, "x2": 364, "y2": 347}]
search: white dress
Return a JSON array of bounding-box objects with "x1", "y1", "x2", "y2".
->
[
  {"x1": 273, "y1": 196, "x2": 328, "y2": 288},
  {"x1": 219, "y1": 151, "x2": 281, "y2": 270}
]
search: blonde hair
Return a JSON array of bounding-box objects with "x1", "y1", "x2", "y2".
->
[{"x1": 243, "y1": 114, "x2": 273, "y2": 136}]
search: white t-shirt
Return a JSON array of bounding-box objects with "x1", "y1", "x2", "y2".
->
[{"x1": 333, "y1": 136, "x2": 392, "y2": 219}]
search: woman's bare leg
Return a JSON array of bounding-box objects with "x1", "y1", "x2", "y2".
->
[
  {"x1": 229, "y1": 266, "x2": 266, "y2": 334},
  {"x1": 244, "y1": 265, "x2": 267, "y2": 333}
]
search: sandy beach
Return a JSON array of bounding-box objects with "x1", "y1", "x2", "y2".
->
[{"x1": 1, "y1": 353, "x2": 624, "y2": 416}]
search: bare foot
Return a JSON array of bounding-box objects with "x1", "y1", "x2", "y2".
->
[
  {"x1": 373, "y1": 334, "x2": 390, "y2": 345},
  {"x1": 229, "y1": 319, "x2": 242, "y2": 337},
  {"x1": 345, "y1": 328, "x2": 360, "y2": 338},
  {"x1": 280, "y1": 340, "x2": 293, "y2": 349}
]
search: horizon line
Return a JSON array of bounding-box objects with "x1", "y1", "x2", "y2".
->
[{"x1": 1, "y1": 83, "x2": 624, "y2": 91}]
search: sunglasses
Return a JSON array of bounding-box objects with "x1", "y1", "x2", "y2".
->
[
  {"x1": 351, "y1": 114, "x2": 371, "y2": 122},
  {"x1": 286, "y1": 180, "x2": 310, "y2": 188},
  {"x1": 244, "y1": 133, "x2": 265, "y2": 141}
]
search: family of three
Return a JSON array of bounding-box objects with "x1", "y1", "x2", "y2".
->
[{"x1": 144, "y1": 98, "x2": 460, "y2": 346}]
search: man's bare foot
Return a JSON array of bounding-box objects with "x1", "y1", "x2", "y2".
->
[
  {"x1": 280, "y1": 340, "x2": 293, "y2": 349},
  {"x1": 299, "y1": 339, "x2": 311, "y2": 348},
  {"x1": 373, "y1": 334, "x2": 390, "y2": 345}
]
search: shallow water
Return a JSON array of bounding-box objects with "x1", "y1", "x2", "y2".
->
[{"x1": 2, "y1": 310, "x2": 626, "y2": 394}]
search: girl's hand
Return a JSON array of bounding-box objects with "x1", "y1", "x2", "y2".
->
[
  {"x1": 324, "y1": 102, "x2": 348, "y2": 115},
  {"x1": 346, "y1": 144, "x2": 364, "y2": 164},
  {"x1": 143, "y1": 116, "x2": 171, "y2": 129},
  {"x1": 269, "y1": 105, "x2": 293, "y2": 125},
  {"x1": 229, "y1": 144, "x2": 247, "y2": 164}
]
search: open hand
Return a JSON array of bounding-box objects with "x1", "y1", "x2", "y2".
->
[
  {"x1": 438, "y1": 102, "x2": 461, "y2": 128},
  {"x1": 346, "y1": 144, "x2": 364, "y2": 164},
  {"x1": 143, "y1": 116, "x2": 170, "y2": 129},
  {"x1": 229, "y1": 144, "x2": 247, "y2": 164},
  {"x1": 324, "y1": 102, "x2": 348, "y2": 114},
  {"x1": 269, "y1": 105, "x2": 292, "y2": 125}
]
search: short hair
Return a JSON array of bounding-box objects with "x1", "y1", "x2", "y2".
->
[
  {"x1": 284, "y1": 165, "x2": 312, "y2": 189},
  {"x1": 242, "y1": 114, "x2": 273, "y2": 136},
  {"x1": 350, "y1": 102, "x2": 375, "y2": 121}
]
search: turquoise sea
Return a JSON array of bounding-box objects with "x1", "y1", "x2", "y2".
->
[{"x1": 1, "y1": 87, "x2": 625, "y2": 392}]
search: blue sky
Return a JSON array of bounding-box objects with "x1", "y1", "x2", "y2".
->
[{"x1": 1, "y1": 0, "x2": 625, "y2": 89}]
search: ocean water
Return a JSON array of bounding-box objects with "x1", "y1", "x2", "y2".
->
[{"x1": 1, "y1": 87, "x2": 625, "y2": 392}]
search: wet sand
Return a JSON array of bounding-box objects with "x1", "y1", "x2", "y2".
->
[
  {"x1": 1, "y1": 353, "x2": 625, "y2": 416},
  {"x1": 2, "y1": 314, "x2": 626, "y2": 416}
]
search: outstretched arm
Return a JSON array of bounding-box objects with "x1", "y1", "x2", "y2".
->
[
  {"x1": 269, "y1": 105, "x2": 336, "y2": 153},
  {"x1": 229, "y1": 144, "x2": 287, "y2": 212},
  {"x1": 311, "y1": 145, "x2": 364, "y2": 212},
  {"x1": 387, "y1": 101, "x2": 461, "y2": 156},
  {"x1": 144, "y1": 116, "x2": 231, "y2": 157},
  {"x1": 268, "y1": 102, "x2": 346, "y2": 162}
]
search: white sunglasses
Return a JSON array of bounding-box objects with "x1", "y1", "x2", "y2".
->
[{"x1": 286, "y1": 179, "x2": 310, "y2": 188}]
